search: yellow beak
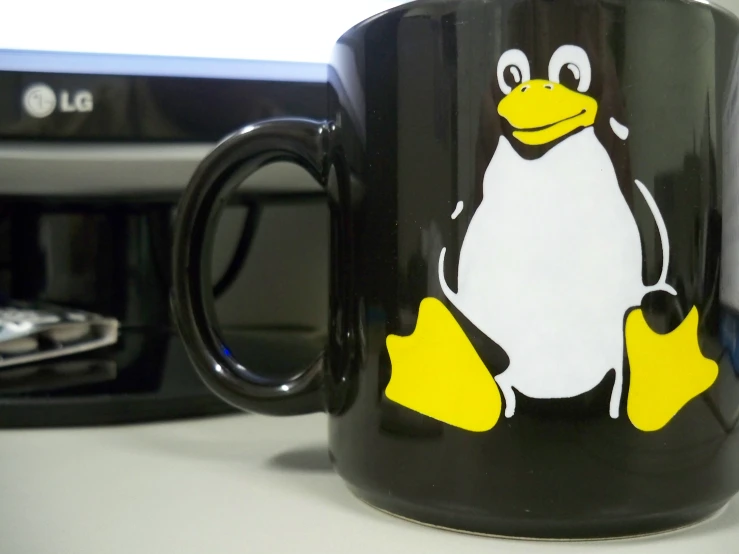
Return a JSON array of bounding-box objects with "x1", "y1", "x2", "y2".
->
[{"x1": 497, "y1": 80, "x2": 598, "y2": 146}]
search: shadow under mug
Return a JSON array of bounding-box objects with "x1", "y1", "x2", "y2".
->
[{"x1": 171, "y1": 0, "x2": 739, "y2": 540}]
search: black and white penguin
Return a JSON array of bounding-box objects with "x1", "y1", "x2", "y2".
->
[
  {"x1": 385, "y1": 0, "x2": 718, "y2": 433},
  {"x1": 438, "y1": 40, "x2": 675, "y2": 420}
]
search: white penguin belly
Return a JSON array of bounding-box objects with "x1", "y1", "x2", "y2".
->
[{"x1": 449, "y1": 129, "x2": 643, "y2": 400}]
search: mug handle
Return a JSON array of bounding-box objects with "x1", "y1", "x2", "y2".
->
[{"x1": 171, "y1": 118, "x2": 334, "y2": 416}]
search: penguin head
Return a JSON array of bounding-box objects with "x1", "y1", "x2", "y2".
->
[
  {"x1": 496, "y1": 45, "x2": 598, "y2": 147},
  {"x1": 472, "y1": 0, "x2": 632, "y2": 204}
]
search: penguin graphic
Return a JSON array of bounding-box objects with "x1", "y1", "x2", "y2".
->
[
  {"x1": 385, "y1": 31, "x2": 718, "y2": 433},
  {"x1": 440, "y1": 43, "x2": 676, "y2": 420}
]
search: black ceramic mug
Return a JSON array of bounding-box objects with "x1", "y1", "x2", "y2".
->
[{"x1": 171, "y1": 0, "x2": 739, "y2": 539}]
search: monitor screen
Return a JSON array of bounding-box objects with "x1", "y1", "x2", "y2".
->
[{"x1": 0, "y1": 0, "x2": 407, "y2": 82}]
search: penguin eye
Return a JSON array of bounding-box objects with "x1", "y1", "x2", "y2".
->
[
  {"x1": 558, "y1": 63, "x2": 581, "y2": 91},
  {"x1": 548, "y1": 45, "x2": 591, "y2": 93},
  {"x1": 502, "y1": 66, "x2": 524, "y2": 90},
  {"x1": 497, "y1": 49, "x2": 530, "y2": 95}
]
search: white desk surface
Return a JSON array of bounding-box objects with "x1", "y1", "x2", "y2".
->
[{"x1": 0, "y1": 412, "x2": 735, "y2": 554}]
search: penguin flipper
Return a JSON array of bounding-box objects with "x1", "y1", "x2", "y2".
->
[
  {"x1": 625, "y1": 307, "x2": 718, "y2": 432},
  {"x1": 385, "y1": 297, "x2": 501, "y2": 432},
  {"x1": 634, "y1": 179, "x2": 677, "y2": 297}
]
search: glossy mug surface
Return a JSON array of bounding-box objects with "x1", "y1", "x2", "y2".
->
[{"x1": 171, "y1": 0, "x2": 739, "y2": 539}]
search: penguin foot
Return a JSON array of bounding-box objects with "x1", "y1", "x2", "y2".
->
[
  {"x1": 385, "y1": 297, "x2": 501, "y2": 432},
  {"x1": 625, "y1": 306, "x2": 718, "y2": 432}
]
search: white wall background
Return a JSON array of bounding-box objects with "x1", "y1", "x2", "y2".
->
[{"x1": 0, "y1": 0, "x2": 408, "y2": 64}]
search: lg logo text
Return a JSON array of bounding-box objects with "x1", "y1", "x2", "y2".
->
[{"x1": 23, "y1": 83, "x2": 94, "y2": 118}]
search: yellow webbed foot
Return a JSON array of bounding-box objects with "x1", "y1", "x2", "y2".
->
[
  {"x1": 385, "y1": 297, "x2": 501, "y2": 432},
  {"x1": 625, "y1": 306, "x2": 718, "y2": 432}
]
